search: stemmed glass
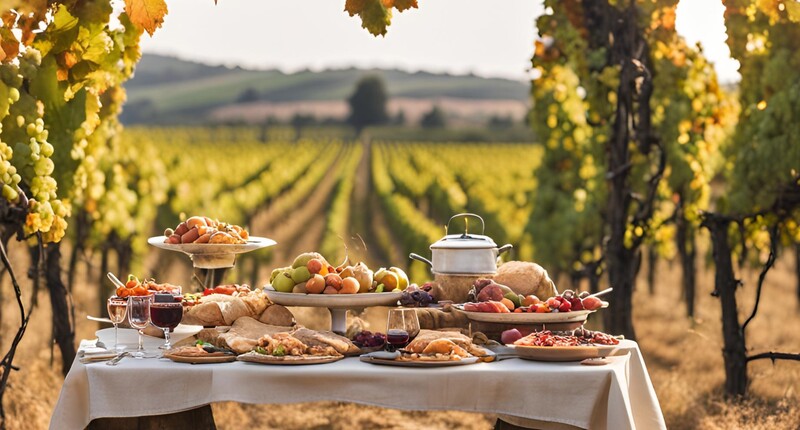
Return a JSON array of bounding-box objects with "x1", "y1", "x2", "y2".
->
[
  {"x1": 150, "y1": 294, "x2": 184, "y2": 350},
  {"x1": 128, "y1": 295, "x2": 155, "y2": 358},
  {"x1": 386, "y1": 308, "x2": 420, "y2": 351},
  {"x1": 107, "y1": 297, "x2": 128, "y2": 351}
]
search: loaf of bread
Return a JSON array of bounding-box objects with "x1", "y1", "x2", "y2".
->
[
  {"x1": 493, "y1": 261, "x2": 558, "y2": 299},
  {"x1": 182, "y1": 290, "x2": 270, "y2": 327}
]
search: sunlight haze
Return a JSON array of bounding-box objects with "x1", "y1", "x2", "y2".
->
[{"x1": 141, "y1": 0, "x2": 739, "y2": 82}]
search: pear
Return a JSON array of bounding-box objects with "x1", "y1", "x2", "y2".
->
[
  {"x1": 292, "y1": 252, "x2": 326, "y2": 269},
  {"x1": 504, "y1": 292, "x2": 522, "y2": 308},
  {"x1": 272, "y1": 272, "x2": 295, "y2": 293},
  {"x1": 291, "y1": 266, "x2": 312, "y2": 284},
  {"x1": 270, "y1": 266, "x2": 290, "y2": 283}
]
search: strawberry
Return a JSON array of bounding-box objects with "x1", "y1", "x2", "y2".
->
[
  {"x1": 570, "y1": 297, "x2": 584, "y2": 311},
  {"x1": 558, "y1": 300, "x2": 572, "y2": 312}
]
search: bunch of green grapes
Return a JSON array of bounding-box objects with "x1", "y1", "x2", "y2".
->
[
  {"x1": 0, "y1": 49, "x2": 69, "y2": 242},
  {"x1": 0, "y1": 63, "x2": 23, "y2": 203}
]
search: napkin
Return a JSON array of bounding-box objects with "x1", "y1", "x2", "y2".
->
[{"x1": 78, "y1": 339, "x2": 118, "y2": 363}]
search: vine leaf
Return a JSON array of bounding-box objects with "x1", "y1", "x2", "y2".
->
[
  {"x1": 786, "y1": 1, "x2": 800, "y2": 23},
  {"x1": 125, "y1": 0, "x2": 168, "y2": 36},
  {"x1": 345, "y1": 0, "x2": 417, "y2": 37},
  {"x1": 0, "y1": 27, "x2": 19, "y2": 61},
  {"x1": 345, "y1": 0, "x2": 369, "y2": 15},
  {"x1": 383, "y1": 0, "x2": 418, "y2": 12}
]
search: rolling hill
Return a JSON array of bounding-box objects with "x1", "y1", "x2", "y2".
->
[{"x1": 121, "y1": 54, "x2": 531, "y2": 125}]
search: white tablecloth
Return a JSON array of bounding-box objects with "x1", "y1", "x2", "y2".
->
[{"x1": 50, "y1": 328, "x2": 665, "y2": 430}]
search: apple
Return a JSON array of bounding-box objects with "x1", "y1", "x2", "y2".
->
[{"x1": 501, "y1": 329, "x2": 523, "y2": 345}]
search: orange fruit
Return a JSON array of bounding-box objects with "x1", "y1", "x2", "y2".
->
[{"x1": 500, "y1": 298, "x2": 515, "y2": 311}]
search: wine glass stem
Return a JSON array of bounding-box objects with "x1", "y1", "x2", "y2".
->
[
  {"x1": 163, "y1": 329, "x2": 171, "y2": 349},
  {"x1": 138, "y1": 329, "x2": 144, "y2": 354},
  {"x1": 113, "y1": 323, "x2": 118, "y2": 350}
]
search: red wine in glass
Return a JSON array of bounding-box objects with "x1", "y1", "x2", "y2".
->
[
  {"x1": 386, "y1": 329, "x2": 410, "y2": 351},
  {"x1": 151, "y1": 296, "x2": 183, "y2": 349},
  {"x1": 150, "y1": 304, "x2": 182, "y2": 329}
]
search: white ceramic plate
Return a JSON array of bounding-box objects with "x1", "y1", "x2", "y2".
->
[
  {"x1": 148, "y1": 236, "x2": 276, "y2": 268},
  {"x1": 511, "y1": 344, "x2": 622, "y2": 362},
  {"x1": 264, "y1": 289, "x2": 402, "y2": 309},
  {"x1": 450, "y1": 304, "x2": 601, "y2": 324}
]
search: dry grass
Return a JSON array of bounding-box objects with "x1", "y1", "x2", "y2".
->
[{"x1": 1, "y1": 237, "x2": 799, "y2": 430}]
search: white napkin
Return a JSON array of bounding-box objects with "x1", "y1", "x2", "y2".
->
[{"x1": 78, "y1": 339, "x2": 118, "y2": 363}]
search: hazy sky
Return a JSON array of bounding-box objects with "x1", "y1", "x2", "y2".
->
[{"x1": 140, "y1": 0, "x2": 739, "y2": 83}]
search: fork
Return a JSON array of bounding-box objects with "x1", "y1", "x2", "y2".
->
[{"x1": 106, "y1": 351, "x2": 129, "y2": 366}]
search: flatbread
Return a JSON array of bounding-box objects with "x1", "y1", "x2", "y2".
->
[
  {"x1": 218, "y1": 317, "x2": 292, "y2": 354},
  {"x1": 182, "y1": 302, "x2": 225, "y2": 326},
  {"x1": 290, "y1": 328, "x2": 360, "y2": 356},
  {"x1": 259, "y1": 304, "x2": 295, "y2": 326},
  {"x1": 406, "y1": 329, "x2": 488, "y2": 357}
]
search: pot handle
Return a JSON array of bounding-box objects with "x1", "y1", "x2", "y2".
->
[
  {"x1": 409, "y1": 253, "x2": 433, "y2": 268},
  {"x1": 447, "y1": 213, "x2": 485, "y2": 236},
  {"x1": 497, "y1": 244, "x2": 513, "y2": 255}
]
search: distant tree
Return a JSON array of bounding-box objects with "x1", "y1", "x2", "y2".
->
[
  {"x1": 347, "y1": 75, "x2": 389, "y2": 133},
  {"x1": 393, "y1": 109, "x2": 407, "y2": 126},
  {"x1": 290, "y1": 113, "x2": 317, "y2": 140},
  {"x1": 420, "y1": 105, "x2": 447, "y2": 129},
  {"x1": 488, "y1": 115, "x2": 514, "y2": 129},
  {"x1": 237, "y1": 87, "x2": 260, "y2": 103}
]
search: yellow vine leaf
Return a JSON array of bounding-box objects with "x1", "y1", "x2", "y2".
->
[
  {"x1": 786, "y1": 1, "x2": 800, "y2": 23},
  {"x1": 125, "y1": 0, "x2": 168, "y2": 36}
]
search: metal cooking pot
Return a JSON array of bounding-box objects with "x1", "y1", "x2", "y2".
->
[{"x1": 409, "y1": 213, "x2": 512, "y2": 275}]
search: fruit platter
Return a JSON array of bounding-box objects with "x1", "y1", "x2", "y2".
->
[
  {"x1": 264, "y1": 252, "x2": 407, "y2": 334},
  {"x1": 148, "y1": 216, "x2": 276, "y2": 269},
  {"x1": 451, "y1": 278, "x2": 609, "y2": 325}
]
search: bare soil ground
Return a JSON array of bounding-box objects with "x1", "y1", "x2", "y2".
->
[{"x1": 1, "y1": 238, "x2": 798, "y2": 429}]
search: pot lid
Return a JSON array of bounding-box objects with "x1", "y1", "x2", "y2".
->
[
  {"x1": 430, "y1": 233, "x2": 498, "y2": 249},
  {"x1": 431, "y1": 213, "x2": 499, "y2": 250}
]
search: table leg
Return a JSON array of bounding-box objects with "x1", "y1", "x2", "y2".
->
[{"x1": 86, "y1": 404, "x2": 216, "y2": 430}]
